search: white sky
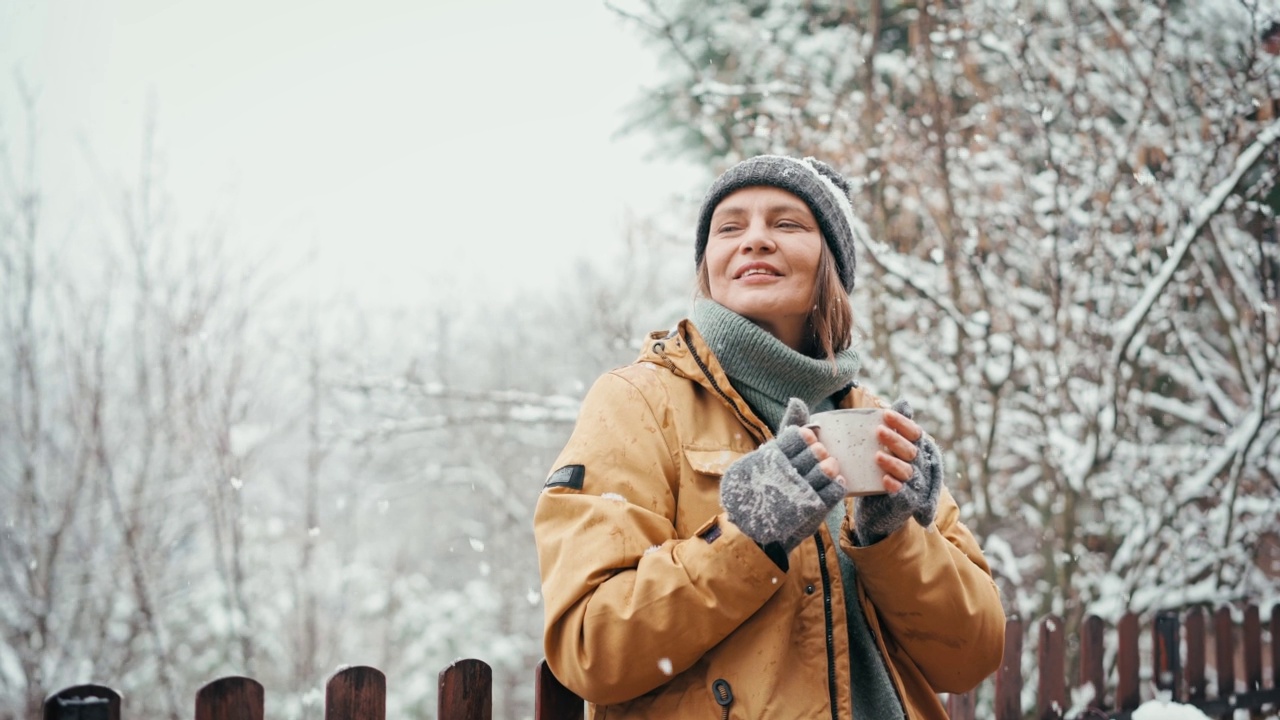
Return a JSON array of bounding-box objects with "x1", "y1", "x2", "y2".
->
[{"x1": 0, "y1": 0, "x2": 704, "y2": 307}]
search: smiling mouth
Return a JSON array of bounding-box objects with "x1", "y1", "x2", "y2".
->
[{"x1": 737, "y1": 267, "x2": 781, "y2": 279}]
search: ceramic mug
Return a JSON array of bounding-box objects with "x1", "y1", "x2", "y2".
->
[{"x1": 804, "y1": 408, "x2": 888, "y2": 496}]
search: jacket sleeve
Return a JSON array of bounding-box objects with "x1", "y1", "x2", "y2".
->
[
  {"x1": 840, "y1": 486, "x2": 1006, "y2": 693},
  {"x1": 534, "y1": 370, "x2": 785, "y2": 706}
]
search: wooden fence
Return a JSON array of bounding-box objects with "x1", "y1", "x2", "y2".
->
[{"x1": 41, "y1": 603, "x2": 1278, "y2": 720}]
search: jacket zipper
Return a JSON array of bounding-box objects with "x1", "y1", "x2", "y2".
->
[
  {"x1": 712, "y1": 678, "x2": 733, "y2": 719},
  {"x1": 683, "y1": 333, "x2": 824, "y2": 716},
  {"x1": 815, "y1": 532, "x2": 840, "y2": 720},
  {"x1": 682, "y1": 340, "x2": 768, "y2": 444}
]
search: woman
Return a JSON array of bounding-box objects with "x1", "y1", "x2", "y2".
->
[{"x1": 534, "y1": 155, "x2": 1004, "y2": 719}]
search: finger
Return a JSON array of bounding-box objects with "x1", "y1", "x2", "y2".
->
[
  {"x1": 808, "y1": 440, "x2": 830, "y2": 462},
  {"x1": 818, "y1": 456, "x2": 841, "y2": 479},
  {"x1": 804, "y1": 463, "x2": 834, "y2": 492},
  {"x1": 883, "y1": 410, "x2": 923, "y2": 443},
  {"x1": 876, "y1": 425, "x2": 919, "y2": 463},
  {"x1": 815, "y1": 475, "x2": 846, "y2": 505},
  {"x1": 876, "y1": 451, "x2": 913, "y2": 482},
  {"x1": 881, "y1": 475, "x2": 905, "y2": 494},
  {"x1": 781, "y1": 397, "x2": 811, "y2": 427},
  {"x1": 891, "y1": 398, "x2": 913, "y2": 420},
  {"x1": 797, "y1": 426, "x2": 818, "y2": 445},
  {"x1": 788, "y1": 445, "x2": 820, "y2": 477},
  {"x1": 775, "y1": 426, "x2": 810, "y2": 457}
]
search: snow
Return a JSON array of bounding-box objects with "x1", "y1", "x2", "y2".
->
[{"x1": 1132, "y1": 700, "x2": 1212, "y2": 720}]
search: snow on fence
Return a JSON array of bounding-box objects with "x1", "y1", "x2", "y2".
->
[{"x1": 40, "y1": 604, "x2": 1279, "y2": 720}]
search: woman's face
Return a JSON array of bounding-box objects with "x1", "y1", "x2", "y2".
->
[{"x1": 705, "y1": 186, "x2": 823, "y2": 350}]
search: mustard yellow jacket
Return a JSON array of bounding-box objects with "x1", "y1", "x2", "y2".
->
[{"x1": 534, "y1": 321, "x2": 1004, "y2": 719}]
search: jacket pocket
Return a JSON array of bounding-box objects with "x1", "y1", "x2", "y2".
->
[
  {"x1": 677, "y1": 447, "x2": 745, "y2": 537},
  {"x1": 683, "y1": 447, "x2": 745, "y2": 477}
]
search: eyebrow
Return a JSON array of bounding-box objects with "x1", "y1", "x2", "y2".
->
[{"x1": 712, "y1": 202, "x2": 812, "y2": 217}]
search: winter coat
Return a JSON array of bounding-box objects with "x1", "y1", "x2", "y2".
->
[{"x1": 533, "y1": 320, "x2": 1005, "y2": 719}]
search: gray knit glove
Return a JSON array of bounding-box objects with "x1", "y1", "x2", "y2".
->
[
  {"x1": 853, "y1": 399, "x2": 943, "y2": 546},
  {"x1": 720, "y1": 398, "x2": 844, "y2": 555}
]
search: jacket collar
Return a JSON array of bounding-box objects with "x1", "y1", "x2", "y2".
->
[{"x1": 638, "y1": 319, "x2": 773, "y2": 444}]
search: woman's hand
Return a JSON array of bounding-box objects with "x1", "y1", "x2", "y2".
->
[
  {"x1": 780, "y1": 394, "x2": 846, "y2": 490},
  {"x1": 874, "y1": 409, "x2": 924, "y2": 494},
  {"x1": 853, "y1": 399, "x2": 943, "y2": 546},
  {"x1": 798, "y1": 425, "x2": 846, "y2": 490},
  {"x1": 719, "y1": 399, "x2": 847, "y2": 555}
]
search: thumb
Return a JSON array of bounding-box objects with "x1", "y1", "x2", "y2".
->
[
  {"x1": 891, "y1": 398, "x2": 914, "y2": 421},
  {"x1": 779, "y1": 397, "x2": 811, "y2": 429}
]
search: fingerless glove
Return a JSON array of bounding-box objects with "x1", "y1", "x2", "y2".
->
[
  {"x1": 720, "y1": 399, "x2": 844, "y2": 555},
  {"x1": 853, "y1": 398, "x2": 942, "y2": 546}
]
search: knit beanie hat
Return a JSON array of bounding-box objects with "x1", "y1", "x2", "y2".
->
[{"x1": 694, "y1": 155, "x2": 859, "y2": 293}]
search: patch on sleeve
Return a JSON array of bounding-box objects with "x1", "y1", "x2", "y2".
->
[{"x1": 544, "y1": 464, "x2": 585, "y2": 490}]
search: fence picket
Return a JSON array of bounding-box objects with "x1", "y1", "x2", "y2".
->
[
  {"x1": 43, "y1": 685, "x2": 121, "y2": 720},
  {"x1": 534, "y1": 660, "x2": 583, "y2": 720},
  {"x1": 1186, "y1": 606, "x2": 1207, "y2": 704},
  {"x1": 1080, "y1": 615, "x2": 1106, "y2": 712},
  {"x1": 326, "y1": 665, "x2": 386, "y2": 720},
  {"x1": 1116, "y1": 612, "x2": 1140, "y2": 711},
  {"x1": 1243, "y1": 604, "x2": 1261, "y2": 694},
  {"x1": 1213, "y1": 604, "x2": 1233, "y2": 717},
  {"x1": 995, "y1": 615, "x2": 1023, "y2": 720},
  {"x1": 1154, "y1": 610, "x2": 1181, "y2": 701},
  {"x1": 438, "y1": 658, "x2": 492, "y2": 720},
  {"x1": 944, "y1": 690, "x2": 975, "y2": 720},
  {"x1": 1214, "y1": 606, "x2": 1235, "y2": 702},
  {"x1": 1272, "y1": 603, "x2": 1280, "y2": 692},
  {"x1": 194, "y1": 677, "x2": 263, "y2": 720},
  {"x1": 1037, "y1": 614, "x2": 1065, "y2": 720}
]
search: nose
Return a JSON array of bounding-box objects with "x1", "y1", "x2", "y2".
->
[{"x1": 739, "y1": 219, "x2": 776, "y2": 253}]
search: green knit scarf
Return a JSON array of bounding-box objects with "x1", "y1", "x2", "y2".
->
[
  {"x1": 690, "y1": 298, "x2": 860, "y2": 431},
  {"x1": 690, "y1": 298, "x2": 905, "y2": 720}
]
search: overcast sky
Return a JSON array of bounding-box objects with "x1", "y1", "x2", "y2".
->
[{"x1": 0, "y1": 0, "x2": 704, "y2": 307}]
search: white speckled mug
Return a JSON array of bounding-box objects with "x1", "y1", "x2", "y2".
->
[{"x1": 804, "y1": 408, "x2": 888, "y2": 496}]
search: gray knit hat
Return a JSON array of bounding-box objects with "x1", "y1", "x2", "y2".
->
[{"x1": 695, "y1": 155, "x2": 859, "y2": 293}]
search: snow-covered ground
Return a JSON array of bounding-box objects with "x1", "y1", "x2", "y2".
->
[{"x1": 1133, "y1": 699, "x2": 1280, "y2": 720}]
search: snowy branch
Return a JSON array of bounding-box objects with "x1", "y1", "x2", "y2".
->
[
  {"x1": 856, "y1": 232, "x2": 970, "y2": 330},
  {"x1": 339, "y1": 375, "x2": 581, "y2": 414},
  {"x1": 1174, "y1": 397, "x2": 1269, "y2": 507},
  {"x1": 1124, "y1": 388, "x2": 1220, "y2": 434},
  {"x1": 1113, "y1": 118, "x2": 1280, "y2": 364},
  {"x1": 347, "y1": 407, "x2": 579, "y2": 443},
  {"x1": 689, "y1": 79, "x2": 805, "y2": 98},
  {"x1": 1206, "y1": 220, "x2": 1275, "y2": 318},
  {"x1": 604, "y1": 0, "x2": 704, "y2": 78}
]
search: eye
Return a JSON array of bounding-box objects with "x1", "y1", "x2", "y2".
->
[{"x1": 714, "y1": 222, "x2": 742, "y2": 234}]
